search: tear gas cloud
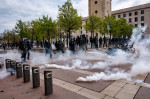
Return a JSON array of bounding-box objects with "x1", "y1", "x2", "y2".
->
[{"x1": 0, "y1": 26, "x2": 150, "y2": 82}]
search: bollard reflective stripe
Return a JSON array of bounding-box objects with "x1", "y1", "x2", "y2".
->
[
  {"x1": 24, "y1": 66, "x2": 30, "y2": 70},
  {"x1": 17, "y1": 63, "x2": 22, "y2": 67},
  {"x1": 33, "y1": 69, "x2": 39, "y2": 74},
  {"x1": 46, "y1": 73, "x2": 52, "y2": 78}
]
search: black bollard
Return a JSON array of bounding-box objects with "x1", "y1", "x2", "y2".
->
[
  {"x1": 0, "y1": 57, "x2": 4, "y2": 69},
  {"x1": 5, "y1": 59, "x2": 11, "y2": 70},
  {"x1": 16, "y1": 62, "x2": 22, "y2": 78},
  {"x1": 23, "y1": 64, "x2": 30, "y2": 83},
  {"x1": 10, "y1": 60, "x2": 16, "y2": 75},
  {"x1": 32, "y1": 67, "x2": 40, "y2": 88},
  {"x1": 44, "y1": 70, "x2": 53, "y2": 95}
]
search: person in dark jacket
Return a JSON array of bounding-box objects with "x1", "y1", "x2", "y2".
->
[
  {"x1": 69, "y1": 38, "x2": 76, "y2": 54},
  {"x1": 26, "y1": 40, "x2": 31, "y2": 60},
  {"x1": 99, "y1": 37, "x2": 102, "y2": 48},
  {"x1": 44, "y1": 40, "x2": 52, "y2": 58},
  {"x1": 19, "y1": 38, "x2": 27, "y2": 63},
  {"x1": 90, "y1": 36, "x2": 93, "y2": 48}
]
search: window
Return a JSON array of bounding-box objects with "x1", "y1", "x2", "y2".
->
[
  {"x1": 129, "y1": 12, "x2": 132, "y2": 16},
  {"x1": 141, "y1": 16, "x2": 144, "y2": 21},
  {"x1": 135, "y1": 24, "x2": 138, "y2": 27},
  {"x1": 123, "y1": 14, "x2": 126, "y2": 17},
  {"x1": 141, "y1": 23, "x2": 144, "y2": 27},
  {"x1": 95, "y1": 10, "x2": 98, "y2": 14},
  {"x1": 95, "y1": 1, "x2": 97, "y2": 4},
  {"x1": 107, "y1": 0, "x2": 109, "y2": 4},
  {"x1": 135, "y1": 11, "x2": 138, "y2": 15},
  {"x1": 141, "y1": 10, "x2": 144, "y2": 14},
  {"x1": 135, "y1": 17, "x2": 138, "y2": 22},
  {"x1": 118, "y1": 15, "x2": 121, "y2": 18},
  {"x1": 107, "y1": 10, "x2": 109, "y2": 14},
  {"x1": 129, "y1": 18, "x2": 132, "y2": 23}
]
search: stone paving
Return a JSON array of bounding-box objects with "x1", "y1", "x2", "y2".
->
[{"x1": 1, "y1": 49, "x2": 150, "y2": 99}]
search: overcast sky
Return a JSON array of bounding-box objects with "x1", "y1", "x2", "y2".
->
[{"x1": 0, "y1": 0, "x2": 150, "y2": 33}]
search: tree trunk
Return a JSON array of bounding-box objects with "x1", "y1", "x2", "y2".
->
[
  {"x1": 67, "y1": 33, "x2": 69, "y2": 48},
  {"x1": 110, "y1": 32, "x2": 111, "y2": 39}
]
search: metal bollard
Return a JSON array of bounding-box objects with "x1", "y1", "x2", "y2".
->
[
  {"x1": 16, "y1": 62, "x2": 22, "y2": 78},
  {"x1": 32, "y1": 67, "x2": 40, "y2": 88},
  {"x1": 44, "y1": 70, "x2": 53, "y2": 95},
  {"x1": 23, "y1": 64, "x2": 30, "y2": 83},
  {"x1": 5, "y1": 59, "x2": 11, "y2": 70},
  {"x1": 10, "y1": 60, "x2": 16, "y2": 75},
  {"x1": 0, "y1": 57, "x2": 4, "y2": 69}
]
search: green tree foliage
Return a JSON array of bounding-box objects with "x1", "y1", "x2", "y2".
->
[
  {"x1": 39, "y1": 15, "x2": 57, "y2": 43},
  {"x1": 15, "y1": 20, "x2": 27, "y2": 39},
  {"x1": 116, "y1": 18, "x2": 133, "y2": 37},
  {"x1": 58, "y1": 0, "x2": 82, "y2": 46},
  {"x1": 103, "y1": 15, "x2": 117, "y2": 39},
  {"x1": 98, "y1": 15, "x2": 133, "y2": 38},
  {"x1": 84, "y1": 15, "x2": 101, "y2": 38}
]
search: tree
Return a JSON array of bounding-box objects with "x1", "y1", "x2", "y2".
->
[
  {"x1": 84, "y1": 15, "x2": 101, "y2": 38},
  {"x1": 58, "y1": 0, "x2": 82, "y2": 47},
  {"x1": 116, "y1": 18, "x2": 133, "y2": 37},
  {"x1": 103, "y1": 15, "x2": 117, "y2": 39},
  {"x1": 39, "y1": 15, "x2": 57, "y2": 43},
  {"x1": 15, "y1": 20, "x2": 26, "y2": 39}
]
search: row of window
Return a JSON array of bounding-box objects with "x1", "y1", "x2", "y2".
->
[
  {"x1": 118, "y1": 10, "x2": 144, "y2": 18},
  {"x1": 135, "y1": 23, "x2": 144, "y2": 27},
  {"x1": 129, "y1": 16, "x2": 144, "y2": 23},
  {"x1": 95, "y1": 0, "x2": 109, "y2": 4}
]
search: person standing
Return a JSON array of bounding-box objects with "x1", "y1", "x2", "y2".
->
[
  {"x1": 2, "y1": 42, "x2": 6, "y2": 51},
  {"x1": 69, "y1": 38, "x2": 76, "y2": 54},
  {"x1": 90, "y1": 36, "x2": 93, "y2": 48},
  {"x1": 19, "y1": 39, "x2": 27, "y2": 63},
  {"x1": 44, "y1": 40, "x2": 52, "y2": 58},
  {"x1": 99, "y1": 37, "x2": 102, "y2": 48},
  {"x1": 26, "y1": 40, "x2": 31, "y2": 60}
]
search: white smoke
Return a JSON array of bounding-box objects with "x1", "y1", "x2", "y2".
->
[
  {"x1": 0, "y1": 69, "x2": 10, "y2": 79},
  {"x1": 0, "y1": 50, "x2": 21, "y2": 61},
  {"x1": 1, "y1": 26, "x2": 150, "y2": 82},
  {"x1": 77, "y1": 26, "x2": 150, "y2": 82}
]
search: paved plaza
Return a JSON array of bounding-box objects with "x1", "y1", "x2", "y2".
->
[{"x1": 0, "y1": 48, "x2": 150, "y2": 99}]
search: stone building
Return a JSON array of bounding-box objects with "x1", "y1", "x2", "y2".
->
[
  {"x1": 112, "y1": 3, "x2": 150, "y2": 34},
  {"x1": 73, "y1": 0, "x2": 112, "y2": 37},
  {"x1": 73, "y1": 0, "x2": 150, "y2": 37}
]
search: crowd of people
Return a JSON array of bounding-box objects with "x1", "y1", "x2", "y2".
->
[{"x1": 0, "y1": 34, "x2": 130, "y2": 63}]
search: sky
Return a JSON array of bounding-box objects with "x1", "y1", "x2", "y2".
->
[{"x1": 0, "y1": 0, "x2": 150, "y2": 33}]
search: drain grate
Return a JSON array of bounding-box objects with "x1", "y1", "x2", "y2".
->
[
  {"x1": 8, "y1": 79, "x2": 15, "y2": 82},
  {"x1": 13, "y1": 84, "x2": 23, "y2": 88},
  {"x1": 21, "y1": 89, "x2": 34, "y2": 95}
]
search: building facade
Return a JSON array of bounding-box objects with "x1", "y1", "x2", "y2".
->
[
  {"x1": 73, "y1": 0, "x2": 112, "y2": 37},
  {"x1": 89, "y1": 0, "x2": 111, "y2": 17},
  {"x1": 74, "y1": 1, "x2": 150, "y2": 37},
  {"x1": 112, "y1": 3, "x2": 150, "y2": 34}
]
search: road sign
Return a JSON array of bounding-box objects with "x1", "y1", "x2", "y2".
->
[{"x1": 107, "y1": 25, "x2": 110, "y2": 30}]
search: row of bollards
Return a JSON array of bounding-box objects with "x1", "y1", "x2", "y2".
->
[{"x1": 5, "y1": 59, "x2": 53, "y2": 95}]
